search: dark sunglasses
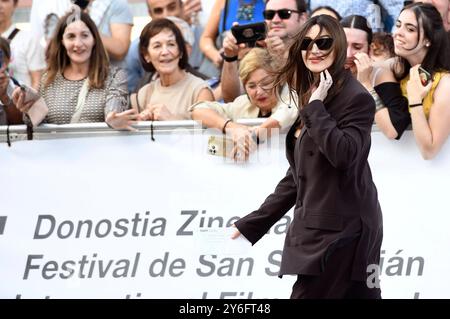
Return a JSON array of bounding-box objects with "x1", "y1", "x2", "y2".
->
[
  {"x1": 263, "y1": 9, "x2": 302, "y2": 20},
  {"x1": 300, "y1": 37, "x2": 334, "y2": 51}
]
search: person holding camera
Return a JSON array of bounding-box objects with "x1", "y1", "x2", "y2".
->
[
  {"x1": 367, "y1": 3, "x2": 450, "y2": 159},
  {"x1": 199, "y1": 0, "x2": 266, "y2": 79},
  {"x1": 220, "y1": 0, "x2": 308, "y2": 103},
  {"x1": 231, "y1": 15, "x2": 383, "y2": 299},
  {"x1": 190, "y1": 48, "x2": 297, "y2": 161}
]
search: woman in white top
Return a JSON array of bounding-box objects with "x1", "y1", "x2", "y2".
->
[
  {"x1": 190, "y1": 48, "x2": 297, "y2": 160},
  {"x1": 131, "y1": 18, "x2": 214, "y2": 121}
]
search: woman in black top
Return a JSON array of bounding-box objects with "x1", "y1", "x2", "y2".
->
[{"x1": 231, "y1": 15, "x2": 383, "y2": 299}]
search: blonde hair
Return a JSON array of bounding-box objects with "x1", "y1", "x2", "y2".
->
[{"x1": 239, "y1": 48, "x2": 272, "y2": 86}]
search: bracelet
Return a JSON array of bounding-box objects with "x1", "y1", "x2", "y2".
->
[
  {"x1": 369, "y1": 89, "x2": 385, "y2": 113},
  {"x1": 222, "y1": 119, "x2": 232, "y2": 134},
  {"x1": 220, "y1": 51, "x2": 238, "y2": 62},
  {"x1": 409, "y1": 103, "x2": 422, "y2": 108}
]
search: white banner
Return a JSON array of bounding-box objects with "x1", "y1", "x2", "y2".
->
[{"x1": 0, "y1": 129, "x2": 449, "y2": 299}]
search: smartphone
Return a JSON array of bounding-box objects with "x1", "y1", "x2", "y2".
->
[
  {"x1": 7, "y1": 77, "x2": 40, "y2": 104},
  {"x1": 231, "y1": 22, "x2": 267, "y2": 45},
  {"x1": 207, "y1": 135, "x2": 235, "y2": 158},
  {"x1": 21, "y1": 84, "x2": 41, "y2": 104},
  {"x1": 418, "y1": 66, "x2": 431, "y2": 86},
  {"x1": 7, "y1": 77, "x2": 47, "y2": 126}
]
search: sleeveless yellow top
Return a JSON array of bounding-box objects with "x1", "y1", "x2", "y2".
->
[{"x1": 400, "y1": 71, "x2": 446, "y2": 119}]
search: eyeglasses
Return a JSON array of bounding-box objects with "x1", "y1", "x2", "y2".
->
[
  {"x1": 300, "y1": 37, "x2": 334, "y2": 51},
  {"x1": 245, "y1": 80, "x2": 273, "y2": 92},
  {"x1": 263, "y1": 9, "x2": 302, "y2": 20}
]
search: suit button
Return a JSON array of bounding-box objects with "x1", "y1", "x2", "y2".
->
[
  {"x1": 307, "y1": 151, "x2": 314, "y2": 156},
  {"x1": 299, "y1": 175, "x2": 306, "y2": 181}
]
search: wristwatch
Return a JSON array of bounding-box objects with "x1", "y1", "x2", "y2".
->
[{"x1": 220, "y1": 51, "x2": 238, "y2": 62}]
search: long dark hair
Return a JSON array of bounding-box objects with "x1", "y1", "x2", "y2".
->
[
  {"x1": 45, "y1": 10, "x2": 109, "y2": 89},
  {"x1": 311, "y1": 6, "x2": 342, "y2": 21},
  {"x1": 340, "y1": 15, "x2": 373, "y2": 44},
  {"x1": 275, "y1": 14, "x2": 348, "y2": 108},
  {"x1": 393, "y1": 2, "x2": 450, "y2": 81}
]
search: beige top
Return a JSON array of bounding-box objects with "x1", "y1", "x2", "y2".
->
[
  {"x1": 136, "y1": 72, "x2": 211, "y2": 120},
  {"x1": 190, "y1": 85, "x2": 298, "y2": 130}
]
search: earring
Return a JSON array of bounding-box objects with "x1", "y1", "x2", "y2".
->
[{"x1": 426, "y1": 43, "x2": 431, "y2": 47}]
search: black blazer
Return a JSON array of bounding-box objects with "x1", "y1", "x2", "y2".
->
[{"x1": 235, "y1": 72, "x2": 383, "y2": 281}]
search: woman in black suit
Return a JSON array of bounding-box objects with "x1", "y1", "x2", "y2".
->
[{"x1": 231, "y1": 15, "x2": 383, "y2": 299}]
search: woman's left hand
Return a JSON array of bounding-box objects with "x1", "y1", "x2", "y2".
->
[
  {"x1": 106, "y1": 109, "x2": 139, "y2": 131},
  {"x1": 406, "y1": 64, "x2": 432, "y2": 104},
  {"x1": 309, "y1": 69, "x2": 333, "y2": 103}
]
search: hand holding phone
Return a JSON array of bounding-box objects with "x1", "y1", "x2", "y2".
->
[
  {"x1": 10, "y1": 82, "x2": 40, "y2": 109},
  {"x1": 21, "y1": 84, "x2": 41, "y2": 104},
  {"x1": 10, "y1": 80, "x2": 47, "y2": 126},
  {"x1": 207, "y1": 135, "x2": 235, "y2": 158},
  {"x1": 418, "y1": 66, "x2": 431, "y2": 86},
  {"x1": 231, "y1": 22, "x2": 267, "y2": 45}
]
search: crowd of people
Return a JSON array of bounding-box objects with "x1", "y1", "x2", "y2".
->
[
  {"x1": 1, "y1": 0, "x2": 449, "y2": 300},
  {"x1": 0, "y1": 0, "x2": 449, "y2": 159}
]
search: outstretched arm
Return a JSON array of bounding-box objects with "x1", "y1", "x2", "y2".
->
[
  {"x1": 234, "y1": 168, "x2": 297, "y2": 245},
  {"x1": 408, "y1": 68, "x2": 450, "y2": 160}
]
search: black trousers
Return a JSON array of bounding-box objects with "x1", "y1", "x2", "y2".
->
[{"x1": 290, "y1": 239, "x2": 382, "y2": 299}]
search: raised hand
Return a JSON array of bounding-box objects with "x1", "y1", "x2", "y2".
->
[
  {"x1": 309, "y1": 69, "x2": 333, "y2": 103},
  {"x1": 354, "y1": 52, "x2": 373, "y2": 88}
]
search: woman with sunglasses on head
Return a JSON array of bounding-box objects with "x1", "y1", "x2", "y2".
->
[{"x1": 231, "y1": 15, "x2": 383, "y2": 299}]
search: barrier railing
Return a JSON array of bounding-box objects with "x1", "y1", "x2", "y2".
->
[
  {"x1": 0, "y1": 120, "x2": 381, "y2": 143},
  {"x1": 1, "y1": 122, "x2": 448, "y2": 299}
]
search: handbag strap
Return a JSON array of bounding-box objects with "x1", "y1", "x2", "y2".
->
[
  {"x1": 7, "y1": 28, "x2": 20, "y2": 42},
  {"x1": 70, "y1": 79, "x2": 90, "y2": 124}
]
